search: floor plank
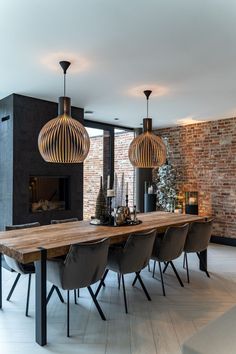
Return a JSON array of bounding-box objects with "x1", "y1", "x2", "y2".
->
[{"x1": 1, "y1": 244, "x2": 236, "y2": 353}]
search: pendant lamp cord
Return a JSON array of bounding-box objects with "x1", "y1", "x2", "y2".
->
[{"x1": 63, "y1": 72, "x2": 66, "y2": 97}]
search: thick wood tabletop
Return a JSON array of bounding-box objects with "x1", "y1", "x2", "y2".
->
[{"x1": 0, "y1": 212, "x2": 206, "y2": 263}]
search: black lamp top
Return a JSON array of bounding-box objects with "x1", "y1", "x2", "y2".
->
[
  {"x1": 59, "y1": 61, "x2": 71, "y2": 74},
  {"x1": 143, "y1": 90, "x2": 152, "y2": 100}
]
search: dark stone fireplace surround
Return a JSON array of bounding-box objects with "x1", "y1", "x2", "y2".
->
[{"x1": 0, "y1": 94, "x2": 83, "y2": 230}]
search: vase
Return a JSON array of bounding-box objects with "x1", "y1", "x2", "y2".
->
[{"x1": 95, "y1": 176, "x2": 107, "y2": 221}]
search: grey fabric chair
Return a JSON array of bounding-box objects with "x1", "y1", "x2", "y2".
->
[
  {"x1": 183, "y1": 219, "x2": 213, "y2": 283},
  {"x1": 152, "y1": 223, "x2": 189, "y2": 296},
  {"x1": 51, "y1": 217, "x2": 80, "y2": 298},
  {"x1": 95, "y1": 229, "x2": 157, "y2": 314},
  {"x1": 46, "y1": 238, "x2": 109, "y2": 337},
  {"x1": 51, "y1": 218, "x2": 78, "y2": 224},
  {"x1": 4, "y1": 222, "x2": 40, "y2": 316}
]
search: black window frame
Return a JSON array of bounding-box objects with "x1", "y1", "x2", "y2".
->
[{"x1": 84, "y1": 119, "x2": 133, "y2": 188}]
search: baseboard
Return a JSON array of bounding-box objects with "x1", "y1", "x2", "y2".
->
[{"x1": 211, "y1": 235, "x2": 236, "y2": 247}]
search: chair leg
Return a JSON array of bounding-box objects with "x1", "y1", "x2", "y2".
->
[
  {"x1": 87, "y1": 286, "x2": 106, "y2": 320},
  {"x1": 74, "y1": 289, "x2": 77, "y2": 304},
  {"x1": 136, "y1": 272, "x2": 151, "y2": 301},
  {"x1": 183, "y1": 252, "x2": 187, "y2": 269},
  {"x1": 6, "y1": 273, "x2": 21, "y2": 301},
  {"x1": 132, "y1": 274, "x2": 138, "y2": 287},
  {"x1": 185, "y1": 253, "x2": 190, "y2": 283},
  {"x1": 67, "y1": 290, "x2": 70, "y2": 337},
  {"x1": 117, "y1": 273, "x2": 121, "y2": 290},
  {"x1": 158, "y1": 262, "x2": 166, "y2": 296},
  {"x1": 77, "y1": 289, "x2": 80, "y2": 297},
  {"x1": 162, "y1": 261, "x2": 169, "y2": 274},
  {"x1": 148, "y1": 262, "x2": 151, "y2": 272},
  {"x1": 121, "y1": 274, "x2": 128, "y2": 314},
  {"x1": 95, "y1": 269, "x2": 109, "y2": 298},
  {"x1": 196, "y1": 252, "x2": 210, "y2": 278},
  {"x1": 25, "y1": 274, "x2": 31, "y2": 317},
  {"x1": 152, "y1": 260, "x2": 156, "y2": 278},
  {"x1": 47, "y1": 284, "x2": 64, "y2": 305},
  {"x1": 169, "y1": 261, "x2": 184, "y2": 287},
  {"x1": 54, "y1": 286, "x2": 64, "y2": 303},
  {"x1": 47, "y1": 285, "x2": 55, "y2": 304}
]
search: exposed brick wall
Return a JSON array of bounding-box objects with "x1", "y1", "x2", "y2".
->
[
  {"x1": 83, "y1": 131, "x2": 135, "y2": 219},
  {"x1": 154, "y1": 117, "x2": 236, "y2": 238},
  {"x1": 83, "y1": 135, "x2": 103, "y2": 220},
  {"x1": 114, "y1": 131, "x2": 135, "y2": 207}
]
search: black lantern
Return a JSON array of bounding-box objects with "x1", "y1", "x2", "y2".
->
[{"x1": 185, "y1": 191, "x2": 198, "y2": 215}]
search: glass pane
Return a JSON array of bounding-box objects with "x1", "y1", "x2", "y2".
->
[
  {"x1": 83, "y1": 128, "x2": 104, "y2": 220},
  {"x1": 114, "y1": 129, "x2": 135, "y2": 208},
  {"x1": 83, "y1": 127, "x2": 111, "y2": 220}
]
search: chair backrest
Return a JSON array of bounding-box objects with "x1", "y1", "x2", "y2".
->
[
  {"x1": 51, "y1": 218, "x2": 78, "y2": 224},
  {"x1": 4, "y1": 222, "x2": 40, "y2": 273},
  {"x1": 153, "y1": 223, "x2": 189, "y2": 262},
  {"x1": 119, "y1": 229, "x2": 157, "y2": 274},
  {"x1": 62, "y1": 238, "x2": 110, "y2": 290},
  {"x1": 184, "y1": 219, "x2": 213, "y2": 253}
]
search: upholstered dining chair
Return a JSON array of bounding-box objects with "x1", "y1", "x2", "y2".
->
[
  {"x1": 51, "y1": 218, "x2": 78, "y2": 224},
  {"x1": 95, "y1": 229, "x2": 157, "y2": 314},
  {"x1": 4, "y1": 222, "x2": 40, "y2": 316},
  {"x1": 46, "y1": 238, "x2": 109, "y2": 337},
  {"x1": 151, "y1": 223, "x2": 189, "y2": 296},
  {"x1": 50, "y1": 217, "x2": 80, "y2": 300},
  {"x1": 183, "y1": 219, "x2": 213, "y2": 283}
]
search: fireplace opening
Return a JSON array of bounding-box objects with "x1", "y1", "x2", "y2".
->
[{"x1": 29, "y1": 176, "x2": 70, "y2": 213}]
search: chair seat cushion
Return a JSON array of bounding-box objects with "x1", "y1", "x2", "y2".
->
[{"x1": 182, "y1": 306, "x2": 236, "y2": 354}]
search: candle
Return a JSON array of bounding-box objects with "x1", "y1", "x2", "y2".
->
[
  {"x1": 113, "y1": 173, "x2": 117, "y2": 194},
  {"x1": 107, "y1": 189, "x2": 115, "y2": 197},
  {"x1": 148, "y1": 186, "x2": 153, "y2": 194},
  {"x1": 126, "y1": 182, "x2": 128, "y2": 196},
  {"x1": 107, "y1": 175, "x2": 110, "y2": 189},
  {"x1": 189, "y1": 197, "x2": 197, "y2": 205}
]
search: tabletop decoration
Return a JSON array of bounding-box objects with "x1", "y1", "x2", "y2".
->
[
  {"x1": 107, "y1": 187, "x2": 115, "y2": 225},
  {"x1": 94, "y1": 176, "x2": 108, "y2": 224},
  {"x1": 91, "y1": 175, "x2": 141, "y2": 227}
]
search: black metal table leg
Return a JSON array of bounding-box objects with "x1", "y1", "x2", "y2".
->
[
  {"x1": 199, "y1": 249, "x2": 207, "y2": 272},
  {"x1": 0, "y1": 253, "x2": 2, "y2": 309},
  {"x1": 35, "y1": 248, "x2": 47, "y2": 346}
]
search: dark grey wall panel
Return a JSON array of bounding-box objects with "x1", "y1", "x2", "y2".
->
[
  {"x1": 0, "y1": 95, "x2": 14, "y2": 230},
  {"x1": 0, "y1": 94, "x2": 84, "y2": 229}
]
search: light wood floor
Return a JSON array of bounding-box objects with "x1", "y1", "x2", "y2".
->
[{"x1": 0, "y1": 243, "x2": 236, "y2": 354}]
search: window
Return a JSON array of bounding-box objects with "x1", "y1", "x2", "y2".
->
[
  {"x1": 83, "y1": 122, "x2": 134, "y2": 219},
  {"x1": 114, "y1": 129, "x2": 135, "y2": 207}
]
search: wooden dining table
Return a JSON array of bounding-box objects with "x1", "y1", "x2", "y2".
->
[{"x1": 0, "y1": 211, "x2": 207, "y2": 346}]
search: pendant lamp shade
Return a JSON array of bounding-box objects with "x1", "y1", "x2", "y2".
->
[
  {"x1": 128, "y1": 90, "x2": 166, "y2": 168},
  {"x1": 38, "y1": 61, "x2": 90, "y2": 163}
]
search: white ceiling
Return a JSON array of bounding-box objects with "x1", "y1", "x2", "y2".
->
[{"x1": 1, "y1": 0, "x2": 236, "y2": 128}]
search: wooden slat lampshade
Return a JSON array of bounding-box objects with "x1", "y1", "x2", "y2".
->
[
  {"x1": 38, "y1": 106, "x2": 90, "y2": 163},
  {"x1": 128, "y1": 90, "x2": 166, "y2": 168},
  {"x1": 38, "y1": 61, "x2": 90, "y2": 163},
  {"x1": 128, "y1": 118, "x2": 166, "y2": 168}
]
